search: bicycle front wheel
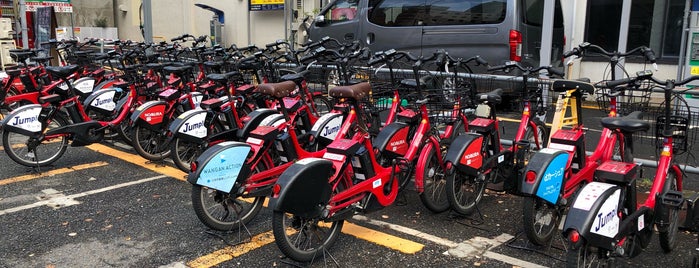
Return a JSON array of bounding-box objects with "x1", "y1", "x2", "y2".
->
[
  {"x1": 419, "y1": 145, "x2": 449, "y2": 213},
  {"x1": 3, "y1": 113, "x2": 69, "y2": 167},
  {"x1": 658, "y1": 167, "x2": 681, "y2": 252},
  {"x1": 522, "y1": 196, "x2": 560, "y2": 246}
]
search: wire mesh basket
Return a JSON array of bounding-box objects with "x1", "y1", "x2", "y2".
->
[
  {"x1": 595, "y1": 80, "x2": 653, "y2": 116},
  {"x1": 641, "y1": 89, "x2": 697, "y2": 155}
]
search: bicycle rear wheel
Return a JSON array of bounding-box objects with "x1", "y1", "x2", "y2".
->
[
  {"x1": 171, "y1": 137, "x2": 205, "y2": 172},
  {"x1": 272, "y1": 175, "x2": 347, "y2": 262},
  {"x1": 522, "y1": 196, "x2": 560, "y2": 246},
  {"x1": 272, "y1": 211, "x2": 344, "y2": 262},
  {"x1": 566, "y1": 240, "x2": 611, "y2": 268},
  {"x1": 131, "y1": 125, "x2": 171, "y2": 161},
  {"x1": 3, "y1": 113, "x2": 69, "y2": 167},
  {"x1": 191, "y1": 157, "x2": 270, "y2": 231},
  {"x1": 446, "y1": 171, "x2": 486, "y2": 215}
]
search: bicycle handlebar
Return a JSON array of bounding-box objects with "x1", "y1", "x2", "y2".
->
[
  {"x1": 488, "y1": 61, "x2": 563, "y2": 77},
  {"x1": 564, "y1": 42, "x2": 657, "y2": 65}
]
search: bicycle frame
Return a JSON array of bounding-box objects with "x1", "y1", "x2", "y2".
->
[{"x1": 562, "y1": 74, "x2": 694, "y2": 262}]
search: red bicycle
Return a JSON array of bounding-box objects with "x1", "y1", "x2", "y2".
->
[
  {"x1": 268, "y1": 49, "x2": 476, "y2": 262},
  {"x1": 2, "y1": 65, "x2": 137, "y2": 167},
  {"x1": 444, "y1": 62, "x2": 560, "y2": 220},
  {"x1": 563, "y1": 71, "x2": 690, "y2": 267}
]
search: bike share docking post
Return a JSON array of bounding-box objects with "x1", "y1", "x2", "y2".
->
[{"x1": 194, "y1": 4, "x2": 224, "y2": 46}]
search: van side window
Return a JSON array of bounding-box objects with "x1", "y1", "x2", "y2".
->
[
  {"x1": 325, "y1": 0, "x2": 359, "y2": 23},
  {"x1": 369, "y1": 0, "x2": 425, "y2": 27},
  {"x1": 522, "y1": 0, "x2": 563, "y2": 27},
  {"x1": 424, "y1": 0, "x2": 506, "y2": 26}
]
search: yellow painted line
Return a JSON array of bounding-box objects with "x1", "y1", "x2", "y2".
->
[
  {"x1": 187, "y1": 231, "x2": 275, "y2": 268},
  {"x1": 0, "y1": 161, "x2": 108, "y2": 186},
  {"x1": 342, "y1": 222, "x2": 424, "y2": 254},
  {"x1": 86, "y1": 145, "x2": 424, "y2": 263},
  {"x1": 86, "y1": 143, "x2": 187, "y2": 181},
  {"x1": 187, "y1": 221, "x2": 425, "y2": 268}
]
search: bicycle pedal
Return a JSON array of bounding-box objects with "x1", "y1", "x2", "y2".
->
[{"x1": 661, "y1": 190, "x2": 684, "y2": 208}]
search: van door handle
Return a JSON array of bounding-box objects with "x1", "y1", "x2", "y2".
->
[
  {"x1": 344, "y1": 33, "x2": 354, "y2": 40},
  {"x1": 366, "y1": 33, "x2": 375, "y2": 45}
]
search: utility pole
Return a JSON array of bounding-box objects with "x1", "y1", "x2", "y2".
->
[
  {"x1": 19, "y1": 0, "x2": 28, "y2": 48},
  {"x1": 142, "y1": 0, "x2": 153, "y2": 42}
]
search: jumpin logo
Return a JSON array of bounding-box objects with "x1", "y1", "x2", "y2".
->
[
  {"x1": 6, "y1": 106, "x2": 42, "y2": 132},
  {"x1": 590, "y1": 189, "x2": 621, "y2": 238},
  {"x1": 91, "y1": 91, "x2": 116, "y2": 111},
  {"x1": 178, "y1": 112, "x2": 207, "y2": 138}
]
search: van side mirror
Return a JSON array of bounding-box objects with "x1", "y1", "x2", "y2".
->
[{"x1": 314, "y1": 15, "x2": 327, "y2": 26}]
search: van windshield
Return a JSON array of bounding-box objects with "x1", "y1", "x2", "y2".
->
[{"x1": 369, "y1": 0, "x2": 507, "y2": 26}]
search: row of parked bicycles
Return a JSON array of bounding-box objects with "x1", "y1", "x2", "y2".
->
[{"x1": 0, "y1": 35, "x2": 693, "y2": 267}]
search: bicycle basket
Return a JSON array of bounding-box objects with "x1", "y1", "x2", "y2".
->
[
  {"x1": 596, "y1": 80, "x2": 652, "y2": 116},
  {"x1": 648, "y1": 90, "x2": 695, "y2": 155}
]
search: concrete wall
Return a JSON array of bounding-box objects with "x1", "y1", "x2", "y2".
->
[
  {"x1": 55, "y1": 0, "x2": 114, "y2": 28},
  {"x1": 111, "y1": 0, "x2": 313, "y2": 47}
]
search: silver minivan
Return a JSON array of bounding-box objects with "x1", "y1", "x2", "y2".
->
[{"x1": 309, "y1": 0, "x2": 565, "y2": 97}]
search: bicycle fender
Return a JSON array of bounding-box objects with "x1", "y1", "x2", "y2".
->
[
  {"x1": 236, "y1": 108, "x2": 277, "y2": 139},
  {"x1": 519, "y1": 148, "x2": 568, "y2": 205},
  {"x1": 187, "y1": 141, "x2": 252, "y2": 193},
  {"x1": 563, "y1": 182, "x2": 623, "y2": 251},
  {"x1": 373, "y1": 122, "x2": 410, "y2": 158},
  {"x1": 1, "y1": 104, "x2": 43, "y2": 136},
  {"x1": 168, "y1": 109, "x2": 208, "y2": 143},
  {"x1": 130, "y1": 100, "x2": 168, "y2": 128},
  {"x1": 444, "y1": 132, "x2": 484, "y2": 177},
  {"x1": 269, "y1": 158, "x2": 334, "y2": 218},
  {"x1": 83, "y1": 87, "x2": 118, "y2": 115},
  {"x1": 72, "y1": 76, "x2": 97, "y2": 98},
  {"x1": 415, "y1": 141, "x2": 438, "y2": 192},
  {"x1": 309, "y1": 112, "x2": 344, "y2": 149}
]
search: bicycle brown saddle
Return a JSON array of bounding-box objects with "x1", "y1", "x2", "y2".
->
[
  {"x1": 256, "y1": 80, "x2": 296, "y2": 98},
  {"x1": 328, "y1": 82, "x2": 370, "y2": 100}
]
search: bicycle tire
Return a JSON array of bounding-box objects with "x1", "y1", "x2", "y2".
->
[
  {"x1": 522, "y1": 196, "x2": 560, "y2": 246},
  {"x1": 115, "y1": 119, "x2": 133, "y2": 145},
  {"x1": 418, "y1": 145, "x2": 450, "y2": 213},
  {"x1": 3, "y1": 113, "x2": 69, "y2": 167},
  {"x1": 131, "y1": 124, "x2": 171, "y2": 161},
  {"x1": 658, "y1": 167, "x2": 681, "y2": 252},
  {"x1": 311, "y1": 94, "x2": 333, "y2": 117},
  {"x1": 190, "y1": 157, "x2": 270, "y2": 231},
  {"x1": 446, "y1": 171, "x2": 487, "y2": 215},
  {"x1": 566, "y1": 240, "x2": 610, "y2": 268},
  {"x1": 271, "y1": 176, "x2": 347, "y2": 262},
  {"x1": 524, "y1": 120, "x2": 548, "y2": 153},
  {"x1": 171, "y1": 137, "x2": 205, "y2": 172}
]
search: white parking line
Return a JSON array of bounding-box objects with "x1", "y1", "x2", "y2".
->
[
  {"x1": 352, "y1": 215, "x2": 547, "y2": 268},
  {"x1": 0, "y1": 175, "x2": 167, "y2": 216}
]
